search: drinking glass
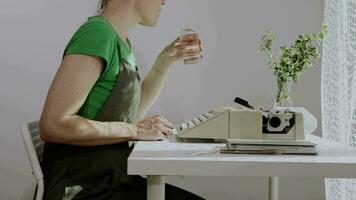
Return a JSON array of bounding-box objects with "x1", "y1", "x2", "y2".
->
[{"x1": 178, "y1": 28, "x2": 202, "y2": 65}]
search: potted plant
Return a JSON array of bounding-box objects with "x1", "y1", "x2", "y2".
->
[{"x1": 259, "y1": 24, "x2": 328, "y2": 107}]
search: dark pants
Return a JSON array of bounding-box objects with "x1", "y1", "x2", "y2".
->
[{"x1": 42, "y1": 142, "x2": 205, "y2": 200}]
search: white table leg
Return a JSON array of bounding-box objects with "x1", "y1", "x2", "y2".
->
[
  {"x1": 268, "y1": 177, "x2": 278, "y2": 200},
  {"x1": 147, "y1": 175, "x2": 165, "y2": 200}
]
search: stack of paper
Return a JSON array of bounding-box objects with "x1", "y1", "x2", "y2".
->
[{"x1": 221, "y1": 140, "x2": 317, "y2": 155}]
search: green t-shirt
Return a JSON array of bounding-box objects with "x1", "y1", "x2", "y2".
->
[{"x1": 63, "y1": 15, "x2": 136, "y2": 120}]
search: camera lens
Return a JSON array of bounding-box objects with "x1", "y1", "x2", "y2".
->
[{"x1": 269, "y1": 117, "x2": 281, "y2": 128}]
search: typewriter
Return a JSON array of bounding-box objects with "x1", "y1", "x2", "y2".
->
[{"x1": 175, "y1": 97, "x2": 316, "y2": 147}]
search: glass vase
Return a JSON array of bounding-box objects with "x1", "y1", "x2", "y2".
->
[{"x1": 274, "y1": 78, "x2": 293, "y2": 108}]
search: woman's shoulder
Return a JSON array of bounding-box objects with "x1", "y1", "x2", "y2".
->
[
  {"x1": 63, "y1": 16, "x2": 118, "y2": 61},
  {"x1": 73, "y1": 16, "x2": 117, "y2": 40},
  {"x1": 84, "y1": 15, "x2": 109, "y2": 27}
]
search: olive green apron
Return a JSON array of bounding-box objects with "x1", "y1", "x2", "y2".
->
[
  {"x1": 42, "y1": 57, "x2": 204, "y2": 200},
  {"x1": 42, "y1": 59, "x2": 146, "y2": 199}
]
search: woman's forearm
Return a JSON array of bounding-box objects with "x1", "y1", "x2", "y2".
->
[
  {"x1": 138, "y1": 61, "x2": 171, "y2": 120},
  {"x1": 40, "y1": 115, "x2": 137, "y2": 146}
]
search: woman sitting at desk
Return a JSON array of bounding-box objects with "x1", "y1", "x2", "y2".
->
[{"x1": 39, "y1": 0, "x2": 204, "y2": 199}]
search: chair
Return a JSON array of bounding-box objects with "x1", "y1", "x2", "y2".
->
[{"x1": 20, "y1": 121, "x2": 44, "y2": 200}]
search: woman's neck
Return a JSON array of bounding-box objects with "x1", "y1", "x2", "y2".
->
[{"x1": 100, "y1": 1, "x2": 138, "y2": 42}]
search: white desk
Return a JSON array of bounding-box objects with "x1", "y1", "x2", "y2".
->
[{"x1": 128, "y1": 135, "x2": 356, "y2": 200}]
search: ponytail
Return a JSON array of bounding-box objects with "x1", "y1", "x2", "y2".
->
[{"x1": 97, "y1": 0, "x2": 107, "y2": 14}]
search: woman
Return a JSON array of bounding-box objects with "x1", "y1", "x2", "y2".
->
[{"x1": 39, "y1": 0, "x2": 204, "y2": 199}]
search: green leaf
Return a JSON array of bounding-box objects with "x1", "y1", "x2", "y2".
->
[{"x1": 259, "y1": 23, "x2": 328, "y2": 82}]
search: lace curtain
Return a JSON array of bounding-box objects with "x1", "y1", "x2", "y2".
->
[{"x1": 321, "y1": 0, "x2": 356, "y2": 199}]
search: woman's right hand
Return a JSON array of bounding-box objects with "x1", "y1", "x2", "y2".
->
[{"x1": 133, "y1": 115, "x2": 174, "y2": 141}]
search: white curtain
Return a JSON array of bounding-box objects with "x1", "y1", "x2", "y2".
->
[{"x1": 322, "y1": 0, "x2": 356, "y2": 199}]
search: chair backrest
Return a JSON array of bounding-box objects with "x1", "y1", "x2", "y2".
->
[{"x1": 20, "y1": 120, "x2": 44, "y2": 180}]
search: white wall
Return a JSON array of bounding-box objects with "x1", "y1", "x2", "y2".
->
[{"x1": 0, "y1": 0, "x2": 325, "y2": 199}]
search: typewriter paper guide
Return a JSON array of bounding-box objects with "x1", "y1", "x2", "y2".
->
[{"x1": 176, "y1": 107, "x2": 307, "y2": 143}]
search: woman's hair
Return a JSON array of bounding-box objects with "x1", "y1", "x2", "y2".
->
[{"x1": 97, "y1": 0, "x2": 107, "y2": 14}]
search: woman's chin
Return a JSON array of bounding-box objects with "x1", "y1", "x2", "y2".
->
[{"x1": 139, "y1": 18, "x2": 159, "y2": 27}]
